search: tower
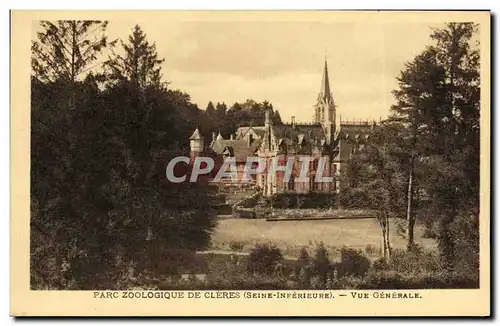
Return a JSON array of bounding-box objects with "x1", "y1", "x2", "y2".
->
[
  {"x1": 189, "y1": 128, "x2": 204, "y2": 159},
  {"x1": 314, "y1": 60, "x2": 336, "y2": 145},
  {"x1": 262, "y1": 109, "x2": 274, "y2": 151}
]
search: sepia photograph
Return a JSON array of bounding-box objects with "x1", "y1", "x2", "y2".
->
[{"x1": 10, "y1": 9, "x2": 491, "y2": 316}]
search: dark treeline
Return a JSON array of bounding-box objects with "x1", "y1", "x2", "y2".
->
[
  {"x1": 29, "y1": 21, "x2": 283, "y2": 289},
  {"x1": 200, "y1": 99, "x2": 282, "y2": 142}
]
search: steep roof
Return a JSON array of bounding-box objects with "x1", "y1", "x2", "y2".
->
[
  {"x1": 272, "y1": 124, "x2": 326, "y2": 144},
  {"x1": 189, "y1": 128, "x2": 203, "y2": 140},
  {"x1": 210, "y1": 138, "x2": 262, "y2": 162},
  {"x1": 332, "y1": 123, "x2": 373, "y2": 162},
  {"x1": 319, "y1": 60, "x2": 332, "y2": 102},
  {"x1": 338, "y1": 123, "x2": 373, "y2": 140},
  {"x1": 236, "y1": 126, "x2": 266, "y2": 138}
]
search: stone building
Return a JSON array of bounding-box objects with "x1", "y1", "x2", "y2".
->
[{"x1": 189, "y1": 60, "x2": 375, "y2": 196}]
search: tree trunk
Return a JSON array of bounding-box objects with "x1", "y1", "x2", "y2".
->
[
  {"x1": 406, "y1": 155, "x2": 415, "y2": 250},
  {"x1": 378, "y1": 211, "x2": 391, "y2": 262},
  {"x1": 384, "y1": 210, "x2": 391, "y2": 262}
]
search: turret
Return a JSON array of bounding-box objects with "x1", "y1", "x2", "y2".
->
[{"x1": 189, "y1": 128, "x2": 204, "y2": 158}]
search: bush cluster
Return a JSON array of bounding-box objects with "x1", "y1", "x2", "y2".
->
[
  {"x1": 152, "y1": 242, "x2": 478, "y2": 291},
  {"x1": 265, "y1": 192, "x2": 337, "y2": 209}
]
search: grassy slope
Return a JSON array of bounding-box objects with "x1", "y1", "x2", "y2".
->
[{"x1": 209, "y1": 218, "x2": 437, "y2": 259}]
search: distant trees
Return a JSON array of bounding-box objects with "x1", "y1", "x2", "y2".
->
[{"x1": 201, "y1": 99, "x2": 283, "y2": 142}]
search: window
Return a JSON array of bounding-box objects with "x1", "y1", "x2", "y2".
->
[
  {"x1": 310, "y1": 178, "x2": 317, "y2": 191},
  {"x1": 288, "y1": 176, "x2": 295, "y2": 191}
]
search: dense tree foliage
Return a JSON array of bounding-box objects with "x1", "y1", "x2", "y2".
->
[
  {"x1": 340, "y1": 23, "x2": 480, "y2": 272},
  {"x1": 30, "y1": 22, "x2": 217, "y2": 289},
  {"x1": 201, "y1": 99, "x2": 283, "y2": 143}
]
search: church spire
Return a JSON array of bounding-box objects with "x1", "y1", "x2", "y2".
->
[
  {"x1": 319, "y1": 59, "x2": 331, "y2": 102},
  {"x1": 314, "y1": 59, "x2": 336, "y2": 140}
]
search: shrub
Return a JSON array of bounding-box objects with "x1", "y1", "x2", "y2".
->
[
  {"x1": 373, "y1": 257, "x2": 390, "y2": 271},
  {"x1": 247, "y1": 243, "x2": 284, "y2": 275},
  {"x1": 264, "y1": 192, "x2": 337, "y2": 209},
  {"x1": 339, "y1": 188, "x2": 370, "y2": 210},
  {"x1": 390, "y1": 246, "x2": 442, "y2": 274},
  {"x1": 338, "y1": 247, "x2": 371, "y2": 278},
  {"x1": 312, "y1": 242, "x2": 331, "y2": 284},
  {"x1": 229, "y1": 240, "x2": 245, "y2": 252},
  {"x1": 297, "y1": 264, "x2": 314, "y2": 289},
  {"x1": 298, "y1": 247, "x2": 310, "y2": 265},
  {"x1": 449, "y1": 211, "x2": 479, "y2": 275},
  {"x1": 358, "y1": 270, "x2": 479, "y2": 289},
  {"x1": 365, "y1": 244, "x2": 381, "y2": 256}
]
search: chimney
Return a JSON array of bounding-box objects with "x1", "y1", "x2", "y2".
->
[{"x1": 291, "y1": 116, "x2": 296, "y2": 129}]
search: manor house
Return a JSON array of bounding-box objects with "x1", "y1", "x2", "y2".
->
[{"x1": 189, "y1": 60, "x2": 375, "y2": 196}]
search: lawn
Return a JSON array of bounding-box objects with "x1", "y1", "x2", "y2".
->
[{"x1": 209, "y1": 218, "x2": 437, "y2": 259}]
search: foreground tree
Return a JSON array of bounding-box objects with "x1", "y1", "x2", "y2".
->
[
  {"x1": 429, "y1": 23, "x2": 480, "y2": 268},
  {"x1": 340, "y1": 124, "x2": 409, "y2": 261},
  {"x1": 32, "y1": 20, "x2": 113, "y2": 84},
  {"x1": 390, "y1": 22, "x2": 479, "y2": 267},
  {"x1": 31, "y1": 22, "x2": 217, "y2": 289},
  {"x1": 390, "y1": 47, "x2": 447, "y2": 249}
]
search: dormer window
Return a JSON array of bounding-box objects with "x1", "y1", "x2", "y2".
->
[{"x1": 248, "y1": 133, "x2": 254, "y2": 146}]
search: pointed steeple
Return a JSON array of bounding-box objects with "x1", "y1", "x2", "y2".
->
[
  {"x1": 189, "y1": 128, "x2": 204, "y2": 157},
  {"x1": 189, "y1": 128, "x2": 203, "y2": 140},
  {"x1": 314, "y1": 59, "x2": 336, "y2": 142},
  {"x1": 216, "y1": 131, "x2": 223, "y2": 141},
  {"x1": 319, "y1": 59, "x2": 331, "y2": 102}
]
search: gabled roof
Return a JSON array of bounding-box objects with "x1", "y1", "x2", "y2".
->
[
  {"x1": 210, "y1": 138, "x2": 262, "y2": 162},
  {"x1": 236, "y1": 126, "x2": 266, "y2": 139},
  {"x1": 189, "y1": 128, "x2": 203, "y2": 140}
]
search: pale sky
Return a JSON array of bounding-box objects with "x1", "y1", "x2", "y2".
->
[{"x1": 38, "y1": 17, "x2": 446, "y2": 123}]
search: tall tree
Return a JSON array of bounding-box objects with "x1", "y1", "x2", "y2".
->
[
  {"x1": 105, "y1": 25, "x2": 165, "y2": 90},
  {"x1": 31, "y1": 20, "x2": 113, "y2": 84},
  {"x1": 103, "y1": 24, "x2": 217, "y2": 280},
  {"x1": 428, "y1": 23, "x2": 480, "y2": 268},
  {"x1": 340, "y1": 124, "x2": 408, "y2": 261},
  {"x1": 390, "y1": 47, "x2": 447, "y2": 249},
  {"x1": 206, "y1": 101, "x2": 216, "y2": 115},
  {"x1": 389, "y1": 22, "x2": 480, "y2": 267}
]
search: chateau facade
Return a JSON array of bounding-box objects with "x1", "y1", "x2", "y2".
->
[{"x1": 189, "y1": 60, "x2": 375, "y2": 196}]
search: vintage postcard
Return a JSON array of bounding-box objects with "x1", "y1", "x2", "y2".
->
[{"x1": 10, "y1": 10, "x2": 491, "y2": 317}]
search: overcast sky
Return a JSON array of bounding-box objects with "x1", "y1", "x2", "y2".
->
[{"x1": 96, "y1": 19, "x2": 443, "y2": 122}]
